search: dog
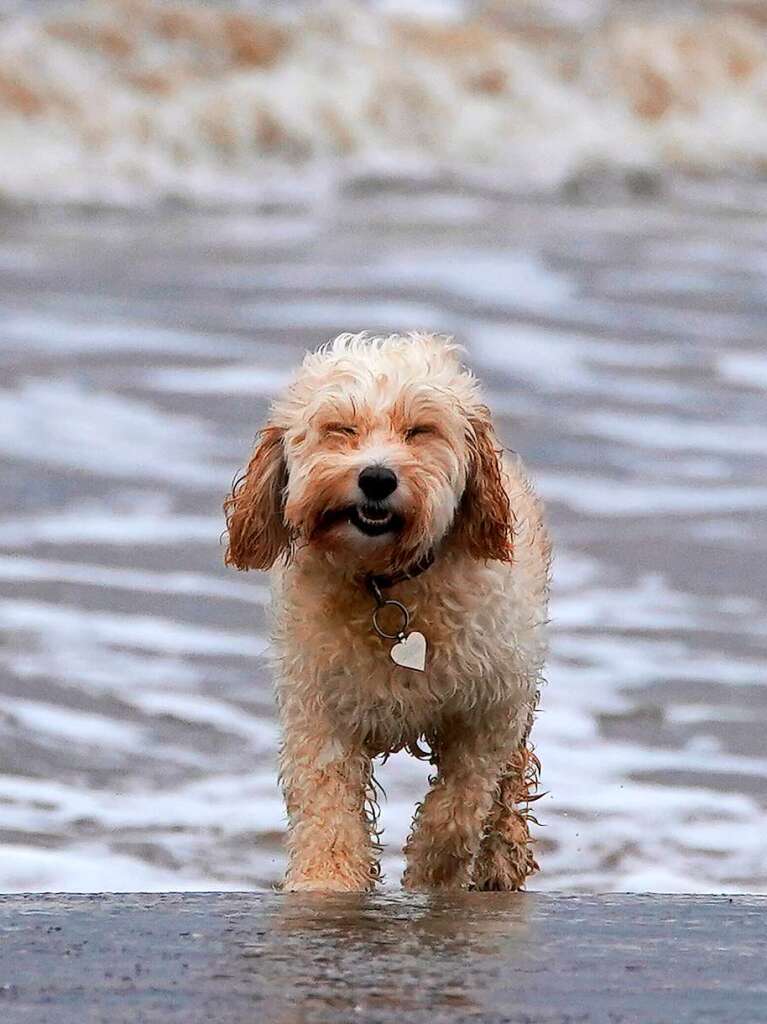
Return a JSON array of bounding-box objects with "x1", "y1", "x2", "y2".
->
[{"x1": 224, "y1": 332, "x2": 551, "y2": 891}]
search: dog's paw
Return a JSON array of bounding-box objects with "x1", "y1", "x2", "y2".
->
[{"x1": 472, "y1": 832, "x2": 538, "y2": 891}]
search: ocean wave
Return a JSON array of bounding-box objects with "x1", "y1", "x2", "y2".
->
[{"x1": 1, "y1": 0, "x2": 766, "y2": 204}]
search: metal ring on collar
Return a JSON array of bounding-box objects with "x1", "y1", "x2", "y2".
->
[{"x1": 372, "y1": 599, "x2": 410, "y2": 640}]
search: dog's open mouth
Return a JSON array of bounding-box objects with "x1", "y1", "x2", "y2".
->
[
  {"x1": 350, "y1": 502, "x2": 402, "y2": 537},
  {"x1": 321, "y1": 503, "x2": 403, "y2": 538}
]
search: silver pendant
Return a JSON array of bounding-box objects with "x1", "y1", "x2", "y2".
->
[
  {"x1": 371, "y1": 596, "x2": 427, "y2": 673},
  {"x1": 390, "y1": 630, "x2": 427, "y2": 672}
]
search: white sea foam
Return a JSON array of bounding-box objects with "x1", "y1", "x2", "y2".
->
[
  {"x1": 470, "y1": 323, "x2": 700, "y2": 406},
  {"x1": 666, "y1": 704, "x2": 755, "y2": 725},
  {"x1": 0, "y1": 312, "x2": 247, "y2": 356},
  {"x1": 531, "y1": 562, "x2": 767, "y2": 893},
  {"x1": 0, "y1": 555, "x2": 268, "y2": 604},
  {"x1": 0, "y1": 772, "x2": 284, "y2": 836},
  {"x1": 552, "y1": 631, "x2": 766, "y2": 691},
  {"x1": 0, "y1": 380, "x2": 228, "y2": 487},
  {"x1": 0, "y1": 511, "x2": 222, "y2": 548},
  {"x1": 577, "y1": 409, "x2": 767, "y2": 455},
  {"x1": 5, "y1": 642, "x2": 202, "y2": 693},
  {"x1": 3, "y1": 698, "x2": 147, "y2": 749},
  {"x1": 718, "y1": 351, "x2": 767, "y2": 391},
  {"x1": 358, "y1": 251, "x2": 573, "y2": 311},
  {"x1": 130, "y1": 692, "x2": 278, "y2": 748},
  {"x1": 690, "y1": 518, "x2": 761, "y2": 546},
  {"x1": 143, "y1": 364, "x2": 293, "y2": 396},
  {"x1": 538, "y1": 474, "x2": 767, "y2": 516},
  {"x1": 244, "y1": 298, "x2": 447, "y2": 331},
  {"x1": 554, "y1": 573, "x2": 765, "y2": 636},
  {"x1": 1, "y1": 1, "x2": 766, "y2": 205},
  {"x1": 0, "y1": 843, "x2": 227, "y2": 894},
  {"x1": 0, "y1": 599, "x2": 268, "y2": 657}
]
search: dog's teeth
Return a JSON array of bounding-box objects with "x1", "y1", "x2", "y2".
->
[{"x1": 360, "y1": 512, "x2": 391, "y2": 525}]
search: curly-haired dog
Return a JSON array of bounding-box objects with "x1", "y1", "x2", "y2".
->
[{"x1": 224, "y1": 333, "x2": 551, "y2": 891}]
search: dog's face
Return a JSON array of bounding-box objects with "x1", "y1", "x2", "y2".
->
[
  {"x1": 281, "y1": 369, "x2": 470, "y2": 570},
  {"x1": 225, "y1": 334, "x2": 512, "y2": 575}
]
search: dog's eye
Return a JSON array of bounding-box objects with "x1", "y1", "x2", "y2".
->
[
  {"x1": 405, "y1": 425, "x2": 435, "y2": 441},
  {"x1": 324, "y1": 424, "x2": 357, "y2": 438}
]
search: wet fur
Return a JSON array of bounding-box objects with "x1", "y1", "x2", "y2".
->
[{"x1": 224, "y1": 332, "x2": 551, "y2": 891}]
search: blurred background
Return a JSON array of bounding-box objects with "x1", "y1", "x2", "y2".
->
[{"x1": 0, "y1": 0, "x2": 766, "y2": 894}]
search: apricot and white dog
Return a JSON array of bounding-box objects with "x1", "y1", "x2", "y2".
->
[{"x1": 225, "y1": 332, "x2": 551, "y2": 891}]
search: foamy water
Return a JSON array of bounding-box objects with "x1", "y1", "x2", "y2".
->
[
  {"x1": 1, "y1": 0, "x2": 767, "y2": 203},
  {"x1": 1, "y1": 165, "x2": 766, "y2": 893}
]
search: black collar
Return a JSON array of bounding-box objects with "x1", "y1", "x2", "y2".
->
[{"x1": 365, "y1": 549, "x2": 435, "y2": 601}]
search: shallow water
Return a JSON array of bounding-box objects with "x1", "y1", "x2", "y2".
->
[{"x1": 0, "y1": 175, "x2": 766, "y2": 894}]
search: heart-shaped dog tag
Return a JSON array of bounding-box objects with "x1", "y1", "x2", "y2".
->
[{"x1": 390, "y1": 631, "x2": 427, "y2": 672}]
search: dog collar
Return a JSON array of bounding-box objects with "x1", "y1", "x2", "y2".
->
[
  {"x1": 364, "y1": 550, "x2": 434, "y2": 673},
  {"x1": 365, "y1": 548, "x2": 435, "y2": 595}
]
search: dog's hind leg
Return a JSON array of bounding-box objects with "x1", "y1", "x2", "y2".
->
[{"x1": 471, "y1": 732, "x2": 540, "y2": 891}]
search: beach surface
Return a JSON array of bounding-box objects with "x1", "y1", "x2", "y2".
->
[{"x1": 1, "y1": 892, "x2": 765, "y2": 1022}]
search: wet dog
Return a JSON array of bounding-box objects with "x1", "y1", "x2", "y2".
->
[{"x1": 224, "y1": 333, "x2": 551, "y2": 890}]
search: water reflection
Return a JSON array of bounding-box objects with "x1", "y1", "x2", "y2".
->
[{"x1": 242, "y1": 892, "x2": 535, "y2": 1020}]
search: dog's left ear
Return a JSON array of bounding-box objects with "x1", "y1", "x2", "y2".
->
[
  {"x1": 224, "y1": 426, "x2": 292, "y2": 571},
  {"x1": 454, "y1": 407, "x2": 513, "y2": 563}
]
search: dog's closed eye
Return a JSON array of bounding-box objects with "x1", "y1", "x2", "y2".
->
[
  {"x1": 404, "y1": 424, "x2": 436, "y2": 441},
  {"x1": 324, "y1": 423, "x2": 358, "y2": 438}
]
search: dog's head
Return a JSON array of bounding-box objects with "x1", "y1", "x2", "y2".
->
[{"x1": 225, "y1": 333, "x2": 512, "y2": 575}]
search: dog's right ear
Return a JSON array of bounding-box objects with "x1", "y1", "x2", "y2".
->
[{"x1": 224, "y1": 426, "x2": 291, "y2": 571}]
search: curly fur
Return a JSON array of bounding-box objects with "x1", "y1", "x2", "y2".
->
[
  {"x1": 225, "y1": 425, "x2": 292, "y2": 570},
  {"x1": 224, "y1": 332, "x2": 551, "y2": 891}
]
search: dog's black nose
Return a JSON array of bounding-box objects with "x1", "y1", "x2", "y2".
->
[{"x1": 358, "y1": 465, "x2": 398, "y2": 501}]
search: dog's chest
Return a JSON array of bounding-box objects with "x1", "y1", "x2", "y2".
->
[
  {"x1": 314, "y1": 606, "x2": 503, "y2": 740},
  {"x1": 278, "y1": 562, "x2": 518, "y2": 745},
  {"x1": 321, "y1": 651, "x2": 446, "y2": 752}
]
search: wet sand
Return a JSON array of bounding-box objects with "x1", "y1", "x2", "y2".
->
[
  {"x1": 1, "y1": 892, "x2": 765, "y2": 1023},
  {"x1": 0, "y1": 176, "x2": 766, "y2": 893}
]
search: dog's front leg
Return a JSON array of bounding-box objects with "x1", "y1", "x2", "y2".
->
[
  {"x1": 279, "y1": 701, "x2": 378, "y2": 892},
  {"x1": 403, "y1": 720, "x2": 508, "y2": 891}
]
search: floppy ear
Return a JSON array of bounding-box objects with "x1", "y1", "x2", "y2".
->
[
  {"x1": 224, "y1": 426, "x2": 291, "y2": 570},
  {"x1": 454, "y1": 407, "x2": 513, "y2": 563}
]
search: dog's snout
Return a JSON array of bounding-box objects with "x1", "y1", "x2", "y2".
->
[{"x1": 358, "y1": 465, "x2": 398, "y2": 501}]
